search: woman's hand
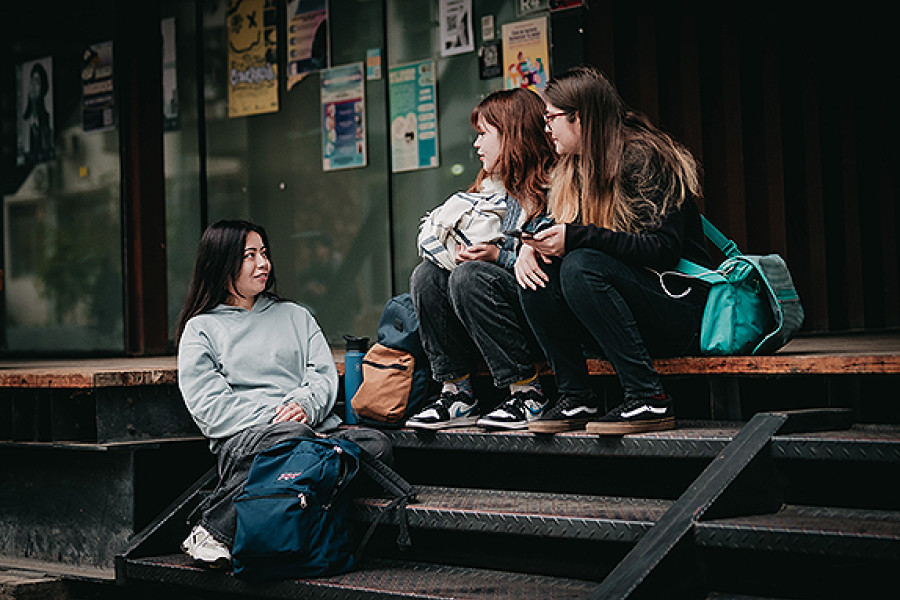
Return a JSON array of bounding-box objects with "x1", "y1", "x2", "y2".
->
[
  {"x1": 273, "y1": 401, "x2": 309, "y2": 424},
  {"x1": 523, "y1": 223, "x2": 566, "y2": 257},
  {"x1": 456, "y1": 242, "x2": 500, "y2": 263},
  {"x1": 515, "y1": 244, "x2": 549, "y2": 290}
]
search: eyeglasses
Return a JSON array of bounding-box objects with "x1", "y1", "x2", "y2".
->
[{"x1": 543, "y1": 111, "x2": 567, "y2": 124}]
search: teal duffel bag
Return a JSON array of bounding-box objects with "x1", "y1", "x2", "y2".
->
[{"x1": 669, "y1": 217, "x2": 805, "y2": 356}]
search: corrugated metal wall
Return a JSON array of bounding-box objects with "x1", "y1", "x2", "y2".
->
[{"x1": 584, "y1": 1, "x2": 897, "y2": 334}]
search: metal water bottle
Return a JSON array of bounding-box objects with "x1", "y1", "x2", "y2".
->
[{"x1": 342, "y1": 335, "x2": 369, "y2": 424}]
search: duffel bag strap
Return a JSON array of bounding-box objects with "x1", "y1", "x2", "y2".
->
[{"x1": 701, "y1": 216, "x2": 742, "y2": 259}]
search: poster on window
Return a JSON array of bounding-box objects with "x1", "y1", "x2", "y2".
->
[
  {"x1": 16, "y1": 56, "x2": 55, "y2": 165},
  {"x1": 287, "y1": 0, "x2": 327, "y2": 90},
  {"x1": 227, "y1": 0, "x2": 279, "y2": 118},
  {"x1": 162, "y1": 17, "x2": 180, "y2": 131},
  {"x1": 388, "y1": 60, "x2": 438, "y2": 172},
  {"x1": 440, "y1": 0, "x2": 474, "y2": 57},
  {"x1": 320, "y1": 62, "x2": 366, "y2": 171},
  {"x1": 81, "y1": 42, "x2": 115, "y2": 133},
  {"x1": 501, "y1": 16, "x2": 549, "y2": 92}
]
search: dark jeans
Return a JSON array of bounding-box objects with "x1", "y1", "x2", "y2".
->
[
  {"x1": 519, "y1": 249, "x2": 707, "y2": 401},
  {"x1": 410, "y1": 260, "x2": 542, "y2": 388},
  {"x1": 198, "y1": 421, "x2": 392, "y2": 546}
]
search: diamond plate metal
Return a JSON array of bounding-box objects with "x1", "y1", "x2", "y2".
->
[
  {"x1": 122, "y1": 555, "x2": 600, "y2": 599},
  {"x1": 696, "y1": 504, "x2": 900, "y2": 559},
  {"x1": 385, "y1": 424, "x2": 900, "y2": 463},
  {"x1": 384, "y1": 426, "x2": 734, "y2": 459},
  {"x1": 354, "y1": 486, "x2": 669, "y2": 543}
]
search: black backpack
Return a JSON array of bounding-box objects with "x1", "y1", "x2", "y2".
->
[{"x1": 351, "y1": 293, "x2": 437, "y2": 428}]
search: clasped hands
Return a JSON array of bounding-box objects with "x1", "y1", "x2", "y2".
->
[
  {"x1": 514, "y1": 223, "x2": 565, "y2": 290},
  {"x1": 273, "y1": 400, "x2": 308, "y2": 424}
]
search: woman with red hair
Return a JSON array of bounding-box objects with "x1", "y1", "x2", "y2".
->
[{"x1": 407, "y1": 88, "x2": 556, "y2": 431}]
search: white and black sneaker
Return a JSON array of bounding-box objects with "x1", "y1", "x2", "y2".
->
[
  {"x1": 477, "y1": 390, "x2": 547, "y2": 430},
  {"x1": 405, "y1": 392, "x2": 479, "y2": 430},
  {"x1": 181, "y1": 524, "x2": 231, "y2": 567},
  {"x1": 528, "y1": 395, "x2": 599, "y2": 434},
  {"x1": 586, "y1": 393, "x2": 675, "y2": 435}
]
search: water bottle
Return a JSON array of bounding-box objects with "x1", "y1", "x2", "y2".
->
[{"x1": 342, "y1": 335, "x2": 369, "y2": 424}]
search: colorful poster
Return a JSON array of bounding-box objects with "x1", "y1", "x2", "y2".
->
[
  {"x1": 227, "y1": 0, "x2": 278, "y2": 118},
  {"x1": 321, "y1": 63, "x2": 366, "y2": 171},
  {"x1": 366, "y1": 48, "x2": 382, "y2": 80},
  {"x1": 388, "y1": 60, "x2": 438, "y2": 173},
  {"x1": 502, "y1": 16, "x2": 549, "y2": 92},
  {"x1": 82, "y1": 42, "x2": 115, "y2": 133},
  {"x1": 287, "y1": 0, "x2": 327, "y2": 90},
  {"x1": 16, "y1": 56, "x2": 55, "y2": 165},
  {"x1": 440, "y1": 0, "x2": 474, "y2": 57}
]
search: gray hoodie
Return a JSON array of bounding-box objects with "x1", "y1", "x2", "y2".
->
[{"x1": 178, "y1": 295, "x2": 341, "y2": 448}]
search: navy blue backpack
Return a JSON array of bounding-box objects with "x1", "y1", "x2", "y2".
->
[{"x1": 232, "y1": 436, "x2": 414, "y2": 580}]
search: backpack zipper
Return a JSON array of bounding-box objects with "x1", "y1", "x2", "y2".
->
[
  {"x1": 361, "y1": 359, "x2": 409, "y2": 371},
  {"x1": 324, "y1": 445, "x2": 351, "y2": 510},
  {"x1": 236, "y1": 491, "x2": 309, "y2": 508}
]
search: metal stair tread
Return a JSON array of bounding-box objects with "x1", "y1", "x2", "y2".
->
[
  {"x1": 354, "y1": 486, "x2": 900, "y2": 556},
  {"x1": 696, "y1": 504, "x2": 900, "y2": 558},
  {"x1": 383, "y1": 423, "x2": 900, "y2": 461},
  {"x1": 121, "y1": 554, "x2": 599, "y2": 599},
  {"x1": 354, "y1": 486, "x2": 669, "y2": 541}
]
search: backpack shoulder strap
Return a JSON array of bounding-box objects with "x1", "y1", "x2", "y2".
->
[
  {"x1": 355, "y1": 450, "x2": 417, "y2": 555},
  {"x1": 358, "y1": 450, "x2": 417, "y2": 500}
]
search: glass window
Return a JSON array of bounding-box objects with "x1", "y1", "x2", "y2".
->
[
  {"x1": 1, "y1": 8, "x2": 124, "y2": 353},
  {"x1": 200, "y1": 0, "x2": 393, "y2": 345},
  {"x1": 162, "y1": 1, "x2": 203, "y2": 343}
]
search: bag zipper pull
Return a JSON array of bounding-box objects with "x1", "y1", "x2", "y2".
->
[{"x1": 298, "y1": 492, "x2": 308, "y2": 509}]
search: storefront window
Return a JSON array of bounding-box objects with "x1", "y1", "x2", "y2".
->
[
  {"x1": 200, "y1": 0, "x2": 394, "y2": 345},
  {"x1": 162, "y1": 1, "x2": 204, "y2": 343},
  {"x1": 1, "y1": 8, "x2": 124, "y2": 353}
]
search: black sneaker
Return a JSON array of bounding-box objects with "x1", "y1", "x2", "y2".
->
[
  {"x1": 476, "y1": 389, "x2": 547, "y2": 430},
  {"x1": 528, "y1": 394, "x2": 598, "y2": 434},
  {"x1": 405, "y1": 392, "x2": 478, "y2": 430},
  {"x1": 586, "y1": 394, "x2": 675, "y2": 435}
]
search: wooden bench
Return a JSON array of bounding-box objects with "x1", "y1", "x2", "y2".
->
[
  {"x1": 1, "y1": 333, "x2": 897, "y2": 431},
  {"x1": 1, "y1": 333, "x2": 896, "y2": 390}
]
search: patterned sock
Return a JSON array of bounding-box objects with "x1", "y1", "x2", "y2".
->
[
  {"x1": 509, "y1": 373, "x2": 543, "y2": 396},
  {"x1": 442, "y1": 375, "x2": 474, "y2": 399}
]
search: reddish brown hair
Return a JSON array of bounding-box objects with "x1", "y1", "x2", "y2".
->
[{"x1": 468, "y1": 88, "x2": 556, "y2": 219}]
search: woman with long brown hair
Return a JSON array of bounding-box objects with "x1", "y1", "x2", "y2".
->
[
  {"x1": 406, "y1": 88, "x2": 557, "y2": 431},
  {"x1": 518, "y1": 65, "x2": 714, "y2": 435}
]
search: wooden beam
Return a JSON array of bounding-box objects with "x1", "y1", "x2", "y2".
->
[{"x1": 117, "y1": 2, "x2": 169, "y2": 355}]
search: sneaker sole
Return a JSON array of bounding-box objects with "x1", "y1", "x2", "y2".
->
[
  {"x1": 476, "y1": 417, "x2": 530, "y2": 430},
  {"x1": 585, "y1": 417, "x2": 675, "y2": 435},
  {"x1": 528, "y1": 417, "x2": 591, "y2": 434},
  {"x1": 405, "y1": 416, "x2": 479, "y2": 431},
  {"x1": 181, "y1": 544, "x2": 231, "y2": 568}
]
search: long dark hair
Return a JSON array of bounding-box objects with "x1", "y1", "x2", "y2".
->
[
  {"x1": 544, "y1": 65, "x2": 700, "y2": 232},
  {"x1": 175, "y1": 220, "x2": 279, "y2": 343},
  {"x1": 468, "y1": 88, "x2": 556, "y2": 219}
]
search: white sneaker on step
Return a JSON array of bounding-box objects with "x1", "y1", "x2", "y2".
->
[{"x1": 181, "y1": 524, "x2": 231, "y2": 566}]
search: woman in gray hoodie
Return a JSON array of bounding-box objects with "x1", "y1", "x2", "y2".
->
[{"x1": 176, "y1": 219, "x2": 390, "y2": 567}]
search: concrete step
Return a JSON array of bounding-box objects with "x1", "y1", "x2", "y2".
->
[{"x1": 0, "y1": 569, "x2": 66, "y2": 600}]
